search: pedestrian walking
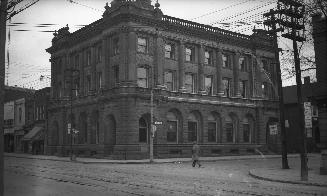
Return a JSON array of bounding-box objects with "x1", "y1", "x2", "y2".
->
[{"x1": 192, "y1": 141, "x2": 201, "y2": 167}]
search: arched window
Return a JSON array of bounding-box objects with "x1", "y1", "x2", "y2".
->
[
  {"x1": 167, "y1": 111, "x2": 178, "y2": 143},
  {"x1": 225, "y1": 115, "x2": 234, "y2": 143},
  {"x1": 208, "y1": 114, "x2": 217, "y2": 142},
  {"x1": 188, "y1": 113, "x2": 198, "y2": 142},
  {"x1": 243, "y1": 117, "x2": 250, "y2": 143},
  {"x1": 139, "y1": 117, "x2": 148, "y2": 143}
]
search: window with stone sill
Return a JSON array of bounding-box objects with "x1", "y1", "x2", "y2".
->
[
  {"x1": 97, "y1": 72, "x2": 102, "y2": 90},
  {"x1": 139, "y1": 117, "x2": 148, "y2": 143},
  {"x1": 137, "y1": 37, "x2": 148, "y2": 53},
  {"x1": 222, "y1": 78, "x2": 231, "y2": 97},
  {"x1": 113, "y1": 37, "x2": 119, "y2": 55},
  {"x1": 86, "y1": 75, "x2": 91, "y2": 93},
  {"x1": 222, "y1": 54, "x2": 230, "y2": 68},
  {"x1": 239, "y1": 80, "x2": 247, "y2": 98},
  {"x1": 164, "y1": 70, "x2": 176, "y2": 91},
  {"x1": 185, "y1": 47, "x2": 194, "y2": 62},
  {"x1": 243, "y1": 118, "x2": 250, "y2": 143},
  {"x1": 96, "y1": 45, "x2": 102, "y2": 63},
  {"x1": 167, "y1": 120, "x2": 177, "y2": 142},
  {"x1": 137, "y1": 67, "x2": 149, "y2": 88},
  {"x1": 205, "y1": 50, "x2": 213, "y2": 65},
  {"x1": 74, "y1": 55, "x2": 79, "y2": 68},
  {"x1": 86, "y1": 50, "x2": 91, "y2": 66},
  {"x1": 208, "y1": 122, "x2": 217, "y2": 142},
  {"x1": 239, "y1": 56, "x2": 247, "y2": 71},
  {"x1": 185, "y1": 73, "x2": 196, "y2": 93},
  {"x1": 114, "y1": 65, "x2": 119, "y2": 85},
  {"x1": 205, "y1": 75, "x2": 213, "y2": 95},
  {"x1": 165, "y1": 43, "x2": 175, "y2": 59}
]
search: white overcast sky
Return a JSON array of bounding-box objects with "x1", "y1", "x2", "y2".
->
[{"x1": 6, "y1": 0, "x2": 295, "y2": 90}]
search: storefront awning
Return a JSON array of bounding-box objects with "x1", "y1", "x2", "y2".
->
[{"x1": 22, "y1": 127, "x2": 44, "y2": 141}]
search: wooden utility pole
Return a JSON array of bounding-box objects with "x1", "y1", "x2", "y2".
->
[
  {"x1": 0, "y1": 1, "x2": 8, "y2": 195},
  {"x1": 274, "y1": 0, "x2": 307, "y2": 180},
  {"x1": 263, "y1": 9, "x2": 290, "y2": 170}
]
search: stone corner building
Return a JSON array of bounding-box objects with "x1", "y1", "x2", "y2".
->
[{"x1": 46, "y1": 0, "x2": 280, "y2": 159}]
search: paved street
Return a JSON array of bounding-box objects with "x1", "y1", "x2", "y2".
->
[{"x1": 4, "y1": 155, "x2": 327, "y2": 196}]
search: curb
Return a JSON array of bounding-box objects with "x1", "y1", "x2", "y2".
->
[{"x1": 248, "y1": 170, "x2": 327, "y2": 187}]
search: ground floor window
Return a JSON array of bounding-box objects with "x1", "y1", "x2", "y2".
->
[
  {"x1": 243, "y1": 123, "x2": 250, "y2": 143},
  {"x1": 208, "y1": 122, "x2": 217, "y2": 142},
  {"x1": 167, "y1": 121, "x2": 177, "y2": 142},
  {"x1": 226, "y1": 123, "x2": 233, "y2": 142},
  {"x1": 139, "y1": 117, "x2": 147, "y2": 143},
  {"x1": 188, "y1": 121, "x2": 197, "y2": 142}
]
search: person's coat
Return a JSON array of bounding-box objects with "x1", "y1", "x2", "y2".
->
[{"x1": 192, "y1": 144, "x2": 200, "y2": 161}]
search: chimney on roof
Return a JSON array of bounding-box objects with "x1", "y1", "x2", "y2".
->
[{"x1": 304, "y1": 76, "x2": 310, "y2": 85}]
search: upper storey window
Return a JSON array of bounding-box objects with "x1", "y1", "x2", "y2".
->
[
  {"x1": 137, "y1": 37, "x2": 148, "y2": 53},
  {"x1": 137, "y1": 67, "x2": 149, "y2": 88},
  {"x1": 86, "y1": 50, "x2": 91, "y2": 66},
  {"x1": 185, "y1": 47, "x2": 194, "y2": 62},
  {"x1": 222, "y1": 54, "x2": 230, "y2": 68},
  {"x1": 74, "y1": 55, "x2": 79, "y2": 69},
  {"x1": 96, "y1": 45, "x2": 102, "y2": 63},
  {"x1": 165, "y1": 43, "x2": 175, "y2": 59},
  {"x1": 185, "y1": 73, "x2": 196, "y2": 93},
  {"x1": 205, "y1": 50, "x2": 213, "y2": 65},
  {"x1": 113, "y1": 37, "x2": 119, "y2": 55},
  {"x1": 239, "y1": 56, "x2": 247, "y2": 71}
]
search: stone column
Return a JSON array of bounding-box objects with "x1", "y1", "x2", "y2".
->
[
  {"x1": 127, "y1": 31, "x2": 137, "y2": 86},
  {"x1": 79, "y1": 49, "x2": 85, "y2": 95},
  {"x1": 233, "y1": 52, "x2": 241, "y2": 97},
  {"x1": 155, "y1": 34, "x2": 165, "y2": 88},
  {"x1": 178, "y1": 41, "x2": 186, "y2": 92},
  {"x1": 248, "y1": 54, "x2": 255, "y2": 98},
  {"x1": 216, "y1": 49, "x2": 224, "y2": 96},
  {"x1": 198, "y1": 44, "x2": 206, "y2": 95}
]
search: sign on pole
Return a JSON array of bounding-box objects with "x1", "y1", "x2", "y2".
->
[
  {"x1": 269, "y1": 124, "x2": 278, "y2": 135},
  {"x1": 154, "y1": 121, "x2": 163, "y2": 125},
  {"x1": 67, "y1": 123, "x2": 71, "y2": 134},
  {"x1": 303, "y1": 102, "x2": 312, "y2": 129}
]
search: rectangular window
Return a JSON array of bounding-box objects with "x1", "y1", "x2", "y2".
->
[
  {"x1": 86, "y1": 75, "x2": 91, "y2": 92},
  {"x1": 239, "y1": 80, "x2": 247, "y2": 98},
  {"x1": 113, "y1": 37, "x2": 119, "y2": 55},
  {"x1": 239, "y1": 56, "x2": 246, "y2": 71},
  {"x1": 114, "y1": 66, "x2": 119, "y2": 85},
  {"x1": 74, "y1": 78, "x2": 79, "y2": 97},
  {"x1": 185, "y1": 73, "x2": 196, "y2": 93},
  {"x1": 226, "y1": 123, "x2": 233, "y2": 142},
  {"x1": 262, "y1": 82, "x2": 268, "y2": 98},
  {"x1": 188, "y1": 122, "x2": 197, "y2": 142},
  {"x1": 222, "y1": 78, "x2": 231, "y2": 97},
  {"x1": 75, "y1": 55, "x2": 79, "y2": 68},
  {"x1": 164, "y1": 71, "x2": 176, "y2": 91},
  {"x1": 97, "y1": 72, "x2": 102, "y2": 90},
  {"x1": 205, "y1": 50, "x2": 213, "y2": 65},
  {"x1": 137, "y1": 67, "x2": 148, "y2": 88},
  {"x1": 185, "y1": 47, "x2": 194, "y2": 62},
  {"x1": 137, "y1": 37, "x2": 147, "y2": 53},
  {"x1": 243, "y1": 124, "x2": 250, "y2": 143},
  {"x1": 19, "y1": 108, "x2": 22, "y2": 123},
  {"x1": 165, "y1": 44, "x2": 175, "y2": 59},
  {"x1": 167, "y1": 121, "x2": 177, "y2": 142},
  {"x1": 97, "y1": 45, "x2": 102, "y2": 63},
  {"x1": 205, "y1": 76, "x2": 213, "y2": 95},
  {"x1": 222, "y1": 54, "x2": 229, "y2": 68},
  {"x1": 86, "y1": 51, "x2": 91, "y2": 66},
  {"x1": 208, "y1": 122, "x2": 217, "y2": 142}
]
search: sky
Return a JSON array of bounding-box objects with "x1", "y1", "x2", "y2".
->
[{"x1": 5, "y1": 0, "x2": 290, "y2": 90}]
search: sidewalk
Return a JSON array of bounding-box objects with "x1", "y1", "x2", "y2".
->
[
  {"x1": 249, "y1": 154, "x2": 327, "y2": 187},
  {"x1": 5, "y1": 152, "x2": 327, "y2": 187},
  {"x1": 4, "y1": 152, "x2": 297, "y2": 164}
]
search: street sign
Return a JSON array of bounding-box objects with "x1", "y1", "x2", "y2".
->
[
  {"x1": 285, "y1": 120, "x2": 289, "y2": 128},
  {"x1": 306, "y1": 128, "x2": 312, "y2": 138},
  {"x1": 305, "y1": 118, "x2": 312, "y2": 128},
  {"x1": 269, "y1": 124, "x2": 278, "y2": 135},
  {"x1": 154, "y1": 121, "x2": 163, "y2": 125}
]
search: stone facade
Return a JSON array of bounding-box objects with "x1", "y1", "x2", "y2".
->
[{"x1": 46, "y1": 0, "x2": 280, "y2": 159}]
